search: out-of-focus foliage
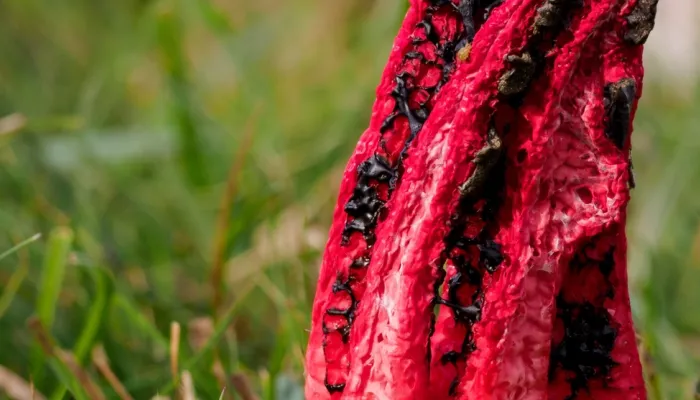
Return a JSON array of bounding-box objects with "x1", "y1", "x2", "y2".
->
[{"x1": 0, "y1": 0, "x2": 697, "y2": 399}]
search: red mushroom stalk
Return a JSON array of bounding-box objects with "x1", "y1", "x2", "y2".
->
[{"x1": 305, "y1": 0, "x2": 658, "y2": 399}]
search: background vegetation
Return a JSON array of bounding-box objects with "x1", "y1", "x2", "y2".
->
[{"x1": 0, "y1": 0, "x2": 698, "y2": 399}]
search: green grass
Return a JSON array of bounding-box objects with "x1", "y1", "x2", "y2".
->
[{"x1": 0, "y1": 0, "x2": 698, "y2": 399}]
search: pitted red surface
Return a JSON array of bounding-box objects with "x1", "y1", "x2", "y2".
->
[{"x1": 305, "y1": 0, "x2": 651, "y2": 398}]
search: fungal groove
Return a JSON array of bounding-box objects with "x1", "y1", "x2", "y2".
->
[
  {"x1": 430, "y1": 0, "x2": 585, "y2": 386},
  {"x1": 325, "y1": 0, "x2": 507, "y2": 393},
  {"x1": 498, "y1": 0, "x2": 582, "y2": 99},
  {"x1": 341, "y1": 155, "x2": 394, "y2": 246},
  {"x1": 430, "y1": 120, "x2": 507, "y2": 397}
]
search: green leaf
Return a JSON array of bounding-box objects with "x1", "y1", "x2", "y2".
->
[
  {"x1": 28, "y1": 318, "x2": 91, "y2": 400},
  {"x1": 156, "y1": 2, "x2": 207, "y2": 186},
  {"x1": 157, "y1": 281, "x2": 256, "y2": 395},
  {"x1": 0, "y1": 233, "x2": 41, "y2": 319},
  {"x1": 32, "y1": 227, "x2": 74, "y2": 383},
  {"x1": 50, "y1": 264, "x2": 114, "y2": 400},
  {"x1": 111, "y1": 294, "x2": 169, "y2": 351},
  {"x1": 36, "y1": 227, "x2": 74, "y2": 329},
  {"x1": 73, "y1": 265, "x2": 114, "y2": 363},
  {"x1": 46, "y1": 358, "x2": 91, "y2": 400},
  {"x1": 0, "y1": 232, "x2": 41, "y2": 262}
]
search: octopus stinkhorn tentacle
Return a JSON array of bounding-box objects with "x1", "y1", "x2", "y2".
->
[{"x1": 305, "y1": 0, "x2": 656, "y2": 398}]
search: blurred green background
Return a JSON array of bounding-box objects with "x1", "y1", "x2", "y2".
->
[{"x1": 0, "y1": 0, "x2": 698, "y2": 399}]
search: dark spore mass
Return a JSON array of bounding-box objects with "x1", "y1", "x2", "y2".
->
[
  {"x1": 498, "y1": 52, "x2": 536, "y2": 96},
  {"x1": 478, "y1": 240, "x2": 504, "y2": 272},
  {"x1": 323, "y1": 275, "x2": 359, "y2": 345},
  {"x1": 455, "y1": 0, "x2": 477, "y2": 50},
  {"x1": 324, "y1": 382, "x2": 346, "y2": 394},
  {"x1": 550, "y1": 234, "x2": 621, "y2": 398},
  {"x1": 350, "y1": 256, "x2": 370, "y2": 269},
  {"x1": 624, "y1": 0, "x2": 659, "y2": 45},
  {"x1": 442, "y1": 350, "x2": 462, "y2": 364},
  {"x1": 359, "y1": 154, "x2": 394, "y2": 183},
  {"x1": 429, "y1": 121, "x2": 507, "y2": 395},
  {"x1": 533, "y1": 0, "x2": 585, "y2": 35},
  {"x1": 480, "y1": 0, "x2": 505, "y2": 20},
  {"x1": 389, "y1": 75, "x2": 425, "y2": 139},
  {"x1": 550, "y1": 298, "x2": 618, "y2": 400},
  {"x1": 603, "y1": 78, "x2": 636, "y2": 150},
  {"x1": 341, "y1": 155, "x2": 395, "y2": 245},
  {"x1": 498, "y1": 0, "x2": 582, "y2": 100},
  {"x1": 459, "y1": 126, "x2": 504, "y2": 200}
]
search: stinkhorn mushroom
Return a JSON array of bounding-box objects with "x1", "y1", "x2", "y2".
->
[{"x1": 305, "y1": 0, "x2": 658, "y2": 399}]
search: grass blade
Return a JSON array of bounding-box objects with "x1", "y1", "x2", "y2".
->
[
  {"x1": 73, "y1": 266, "x2": 113, "y2": 363},
  {"x1": 28, "y1": 317, "x2": 95, "y2": 400},
  {"x1": 0, "y1": 364, "x2": 47, "y2": 400},
  {"x1": 31, "y1": 227, "x2": 73, "y2": 383},
  {"x1": 156, "y1": 2, "x2": 207, "y2": 186},
  {"x1": 111, "y1": 294, "x2": 169, "y2": 351},
  {"x1": 0, "y1": 262, "x2": 28, "y2": 320},
  {"x1": 230, "y1": 373, "x2": 259, "y2": 400},
  {"x1": 0, "y1": 234, "x2": 39, "y2": 320},
  {"x1": 170, "y1": 321, "x2": 181, "y2": 387},
  {"x1": 180, "y1": 370, "x2": 195, "y2": 400},
  {"x1": 36, "y1": 227, "x2": 73, "y2": 329},
  {"x1": 92, "y1": 345, "x2": 135, "y2": 400},
  {"x1": 51, "y1": 265, "x2": 113, "y2": 400},
  {"x1": 210, "y1": 102, "x2": 261, "y2": 317},
  {"x1": 158, "y1": 280, "x2": 256, "y2": 395},
  {"x1": 0, "y1": 232, "x2": 41, "y2": 262}
]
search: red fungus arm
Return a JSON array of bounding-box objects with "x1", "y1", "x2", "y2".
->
[
  {"x1": 344, "y1": 0, "x2": 558, "y2": 397},
  {"x1": 306, "y1": 1, "x2": 484, "y2": 397},
  {"x1": 459, "y1": 0, "x2": 648, "y2": 398},
  {"x1": 306, "y1": 0, "x2": 657, "y2": 398},
  {"x1": 545, "y1": 3, "x2": 647, "y2": 398}
]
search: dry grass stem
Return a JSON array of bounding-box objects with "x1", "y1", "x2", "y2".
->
[
  {"x1": 230, "y1": 372, "x2": 259, "y2": 400},
  {"x1": 170, "y1": 321, "x2": 181, "y2": 383},
  {"x1": 179, "y1": 370, "x2": 196, "y2": 400},
  {"x1": 27, "y1": 317, "x2": 106, "y2": 400},
  {"x1": 211, "y1": 102, "x2": 262, "y2": 317},
  {"x1": 0, "y1": 365, "x2": 47, "y2": 400},
  {"x1": 92, "y1": 345, "x2": 134, "y2": 400}
]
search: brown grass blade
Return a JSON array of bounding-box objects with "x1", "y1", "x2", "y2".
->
[
  {"x1": 210, "y1": 102, "x2": 262, "y2": 317},
  {"x1": 188, "y1": 317, "x2": 230, "y2": 399},
  {"x1": 179, "y1": 370, "x2": 195, "y2": 400},
  {"x1": 0, "y1": 365, "x2": 47, "y2": 400},
  {"x1": 27, "y1": 317, "x2": 106, "y2": 400},
  {"x1": 170, "y1": 321, "x2": 181, "y2": 384},
  {"x1": 230, "y1": 372, "x2": 259, "y2": 400},
  {"x1": 91, "y1": 345, "x2": 134, "y2": 400},
  {"x1": 0, "y1": 113, "x2": 27, "y2": 136}
]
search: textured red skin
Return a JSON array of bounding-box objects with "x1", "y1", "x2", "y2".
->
[
  {"x1": 306, "y1": 0, "x2": 651, "y2": 398},
  {"x1": 545, "y1": 3, "x2": 646, "y2": 399},
  {"x1": 457, "y1": 2, "x2": 647, "y2": 399},
  {"x1": 342, "y1": 1, "x2": 542, "y2": 397},
  {"x1": 303, "y1": 6, "x2": 417, "y2": 396},
  {"x1": 305, "y1": 1, "x2": 467, "y2": 397}
]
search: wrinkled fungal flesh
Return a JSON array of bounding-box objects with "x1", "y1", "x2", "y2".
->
[{"x1": 305, "y1": 0, "x2": 655, "y2": 399}]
